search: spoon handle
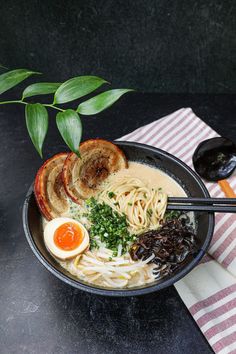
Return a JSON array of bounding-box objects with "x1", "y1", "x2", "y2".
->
[{"x1": 218, "y1": 180, "x2": 236, "y2": 198}]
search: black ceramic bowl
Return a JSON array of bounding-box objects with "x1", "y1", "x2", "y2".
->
[{"x1": 23, "y1": 141, "x2": 214, "y2": 296}]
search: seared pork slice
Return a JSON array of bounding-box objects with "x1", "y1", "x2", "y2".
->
[
  {"x1": 34, "y1": 153, "x2": 70, "y2": 220},
  {"x1": 62, "y1": 139, "x2": 128, "y2": 203}
]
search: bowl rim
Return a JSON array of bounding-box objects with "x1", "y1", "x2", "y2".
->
[{"x1": 22, "y1": 141, "x2": 215, "y2": 297}]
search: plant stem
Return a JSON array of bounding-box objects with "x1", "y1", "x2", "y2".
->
[
  {"x1": 0, "y1": 100, "x2": 27, "y2": 105},
  {"x1": 0, "y1": 100, "x2": 65, "y2": 112},
  {"x1": 44, "y1": 104, "x2": 65, "y2": 112}
]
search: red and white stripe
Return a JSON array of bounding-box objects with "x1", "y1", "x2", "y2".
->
[
  {"x1": 120, "y1": 108, "x2": 236, "y2": 353},
  {"x1": 190, "y1": 283, "x2": 236, "y2": 353}
]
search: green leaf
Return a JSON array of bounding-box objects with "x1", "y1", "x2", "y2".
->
[
  {"x1": 22, "y1": 82, "x2": 61, "y2": 99},
  {"x1": 25, "y1": 103, "x2": 48, "y2": 158},
  {"x1": 77, "y1": 89, "x2": 134, "y2": 115},
  {"x1": 0, "y1": 69, "x2": 41, "y2": 95},
  {"x1": 54, "y1": 76, "x2": 108, "y2": 104},
  {"x1": 56, "y1": 109, "x2": 82, "y2": 156}
]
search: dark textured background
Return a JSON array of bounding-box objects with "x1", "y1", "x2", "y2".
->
[{"x1": 0, "y1": 0, "x2": 236, "y2": 93}]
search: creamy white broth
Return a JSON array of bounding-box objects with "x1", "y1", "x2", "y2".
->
[{"x1": 106, "y1": 161, "x2": 186, "y2": 198}]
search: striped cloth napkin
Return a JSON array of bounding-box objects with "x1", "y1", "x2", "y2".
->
[{"x1": 118, "y1": 108, "x2": 236, "y2": 354}]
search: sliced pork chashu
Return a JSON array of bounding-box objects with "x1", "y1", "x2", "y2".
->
[
  {"x1": 34, "y1": 153, "x2": 70, "y2": 220},
  {"x1": 62, "y1": 139, "x2": 128, "y2": 203}
]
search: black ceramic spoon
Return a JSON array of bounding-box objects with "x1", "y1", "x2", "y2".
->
[{"x1": 192, "y1": 137, "x2": 236, "y2": 197}]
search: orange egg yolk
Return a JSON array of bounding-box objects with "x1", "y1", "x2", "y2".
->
[{"x1": 54, "y1": 222, "x2": 83, "y2": 251}]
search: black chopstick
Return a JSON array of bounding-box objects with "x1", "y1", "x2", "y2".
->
[
  {"x1": 167, "y1": 204, "x2": 236, "y2": 213},
  {"x1": 167, "y1": 197, "x2": 236, "y2": 213},
  {"x1": 168, "y1": 197, "x2": 236, "y2": 205}
]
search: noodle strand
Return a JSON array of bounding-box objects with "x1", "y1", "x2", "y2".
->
[{"x1": 99, "y1": 176, "x2": 167, "y2": 233}]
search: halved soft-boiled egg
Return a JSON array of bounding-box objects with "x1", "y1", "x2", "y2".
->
[{"x1": 44, "y1": 217, "x2": 89, "y2": 260}]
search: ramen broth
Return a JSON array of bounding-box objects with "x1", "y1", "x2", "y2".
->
[{"x1": 107, "y1": 162, "x2": 186, "y2": 197}]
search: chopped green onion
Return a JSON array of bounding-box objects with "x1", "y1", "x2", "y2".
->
[
  {"x1": 86, "y1": 198, "x2": 134, "y2": 254},
  {"x1": 108, "y1": 191, "x2": 115, "y2": 198}
]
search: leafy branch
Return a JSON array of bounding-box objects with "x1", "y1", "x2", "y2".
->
[{"x1": 0, "y1": 68, "x2": 133, "y2": 157}]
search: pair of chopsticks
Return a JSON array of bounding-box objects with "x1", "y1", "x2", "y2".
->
[{"x1": 167, "y1": 197, "x2": 236, "y2": 213}]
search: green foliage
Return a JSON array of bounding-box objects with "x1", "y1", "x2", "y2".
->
[
  {"x1": 25, "y1": 103, "x2": 48, "y2": 158},
  {"x1": 77, "y1": 89, "x2": 134, "y2": 115},
  {"x1": 54, "y1": 76, "x2": 108, "y2": 104},
  {"x1": 56, "y1": 109, "x2": 82, "y2": 157},
  {"x1": 0, "y1": 69, "x2": 40, "y2": 95},
  {"x1": 0, "y1": 68, "x2": 133, "y2": 157},
  {"x1": 22, "y1": 82, "x2": 61, "y2": 99}
]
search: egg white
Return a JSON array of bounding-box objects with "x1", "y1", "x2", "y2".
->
[{"x1": 44, "y1": 217, "x2": 89, "y2": 260}]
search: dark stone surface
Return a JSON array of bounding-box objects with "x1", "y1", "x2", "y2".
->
[
  {"x1": 0, "y1": 0, "x2": 236, "y2": 93},
  {"x1": 2, "y1": 93, "x2": 235, "y2": 353}
]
